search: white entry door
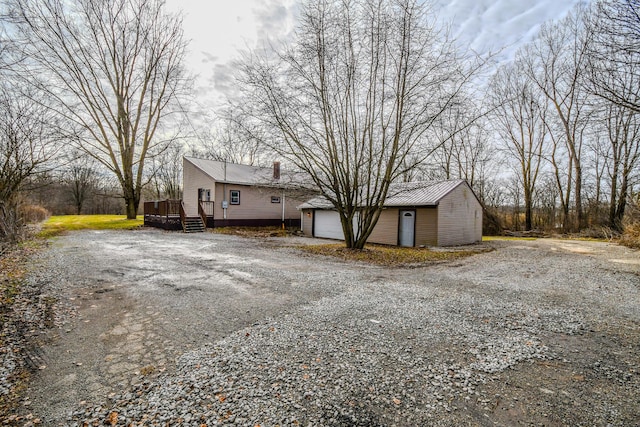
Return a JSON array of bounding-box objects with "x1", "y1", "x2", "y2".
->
[{"x1": 399, "y1": 210, "x2": 415, "y2": 247}]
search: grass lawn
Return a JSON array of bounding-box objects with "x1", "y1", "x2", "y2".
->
[{"x1": 38, "y1": 215, "x2": 143, "y2": 238}]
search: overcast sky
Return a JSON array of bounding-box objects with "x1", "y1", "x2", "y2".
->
[{"x1": 165, "y1": 0, "x2": 588, "y2": 110}]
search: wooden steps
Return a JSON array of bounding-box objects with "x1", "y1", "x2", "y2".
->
[{"x1": 183, "y1": 216, "x2": 205, "y2": 233}]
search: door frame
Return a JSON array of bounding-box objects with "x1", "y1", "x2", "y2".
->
[{"x1": 398, "y1": 209, "x2": 416, "y2": 247}]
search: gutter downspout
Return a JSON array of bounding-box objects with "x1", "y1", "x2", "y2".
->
[
  {"x1": 223, "y1": 160, "x2": 228, "y2": 220},
  {"x1": 281, "y1": 190, "x2": 285, "y2": 230}
]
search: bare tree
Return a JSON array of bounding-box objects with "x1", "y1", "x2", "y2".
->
[
  {"x1": 62, "y1": 153, "x2": 99, "y2": 215},
  {"x1": 489, "y1": 60, "x2": 547, "y2": 231},
  {"x1": 585, "y1": 0, "x2": 640, "y2": 230},
  {"x1": 7, "y1": 0, "x2": 189, "y2": 219},
  {"x1": 194, "y1": 115, "x2": 267, "y2": 166},
  {"x1": 234, "y1": 0, "x2": 480, "y2": 249},
  {"x1": 149, "y1": 143, "x2": 183, "y2": 200},
  {"x1": 589, "y1": 0, "x2": 640, "y2": 113},
  {"x1": 599, "y1": 103, "x2": 640, "y2": 230},
  {"x1": 0, "y1": 85, "x2": 59, "y2": 241},
  {"x1": 522, "y1": 5, "x2": 592, "y2": 230}
]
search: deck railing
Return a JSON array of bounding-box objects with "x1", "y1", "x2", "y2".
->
[
  {"x1": 198, "y1": 201, "x2": 214, "y2": 227},
  {"x1": 143, "y1": 199, "x2": 183, "y2": 230}
]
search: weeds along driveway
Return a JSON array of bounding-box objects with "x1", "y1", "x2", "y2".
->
[{"x1": 21, "y1": 229, "x2": 640, "y2": 426}]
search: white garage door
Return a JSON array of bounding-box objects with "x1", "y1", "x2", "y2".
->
[
  {"x1": 314, "y1": 210, "x2": 344, "y2": 240},
  {"x1": 314, "y1": 210, "x2": 361, "y2": 240}
]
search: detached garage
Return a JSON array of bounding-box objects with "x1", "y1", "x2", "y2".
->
[{"x1": 299, "y1": 180, "x2": 482, "y2": 247}]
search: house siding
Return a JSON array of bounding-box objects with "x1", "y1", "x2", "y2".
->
[
  {"x1": 367, "y1": 209, "x2": 399, "y2": 245},
  {"x1": 436, "y1": 184, "x2": 482, "y2": 246},
  {"x1": 301, "y1": 209, "x2": 314, "y2": 236},
  {"x1": 183, "y1": 159, "x2": 216, "y2": 216},
  {"x1": 214, "y1": 183, "x2": 300, "y2": 222},
  {"x1": 415, "y1": 207, "x2": 438, "y2": 246}
]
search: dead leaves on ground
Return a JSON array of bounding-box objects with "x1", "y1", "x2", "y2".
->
[{"x1": 300, "y1": 243, "x2": 492, "y2": 267}]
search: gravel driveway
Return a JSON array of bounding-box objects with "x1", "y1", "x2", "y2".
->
[{"x1": 15, "y1": 229, "x2": 640, "y2": 426}]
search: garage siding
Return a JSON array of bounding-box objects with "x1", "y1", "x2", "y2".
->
[
  {"x1": 367, "y1": 209, "x2": 399, "y2": 245},
  {"x1": 415, "y1": 207, "x2": 438, "y2": 246},
  {"x1": 301, "y1": 210, "x2": 314, "y2": 236},
  {"x1": 437, "y1": 185, "x2": 482, "y2": 246}
]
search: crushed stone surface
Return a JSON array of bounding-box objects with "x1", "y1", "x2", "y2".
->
[{"x1": 6, "y1": 230, "x2": 639, "y2": 426}]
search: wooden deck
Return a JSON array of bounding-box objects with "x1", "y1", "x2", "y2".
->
[
  {"x1": 143, "y1": 200, "x2": 183, "y2": 230},
  {"x1": 144, "y1": 200, "x2": 214, "y2": 232}
]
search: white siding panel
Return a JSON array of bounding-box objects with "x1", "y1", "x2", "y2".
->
[
  {"x1": 183, "y1": 158, "x2": 216, "y2": 216},
  {"x1": 437, "y1": 184, "x2": 482, "y2": 246}
]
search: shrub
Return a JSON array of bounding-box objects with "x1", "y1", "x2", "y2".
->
[
  {"x1": 619, "y1": 221, "x2": 640, "y2": 249},
  {"x1": 19, "y1": 204, "x2": 50, "y2": 224}
]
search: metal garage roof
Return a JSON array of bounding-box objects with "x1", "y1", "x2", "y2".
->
[
  {"x1": 384, "y1": 180, "x2": 466, "y2": 206},
  {"x1": 298, "y1": 179, "x2": 470, "y2": 209}
]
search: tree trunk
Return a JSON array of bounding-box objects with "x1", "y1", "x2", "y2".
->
[
  {"x1": 125, "y1": 197, "x2": 139, "y2": 220},
  {"x1": 524, "y1": 188, "x2": 533, "y2": 231},
  {"x1": 574, "y1": 164, "x2": 584, "y2": 230},
  {"x1": 609, "y1": 162, "x2": 620, "y2": 230},
  {"x1": 613, "y1": 173, "x2": 628, "y2": 231}
]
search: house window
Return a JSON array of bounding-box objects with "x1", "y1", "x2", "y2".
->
[
  {"x1": 230, "y1": 190, "x2": 240, "y2": 205},
  {"x1": 271, "y1": 196, "x2": 281, "y2": 203}
]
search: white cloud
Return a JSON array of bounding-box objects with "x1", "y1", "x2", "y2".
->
[
  {"x1": 433, "y1": 0, "x2": 589, "y2": 62},
  {"x1": 166, "y1": 0, "x2": 591, "y2": 112},
  {"x1": 165, "y1": 0, "x2": 297, "y2": 108}
]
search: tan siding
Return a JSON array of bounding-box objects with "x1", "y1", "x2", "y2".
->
[
  {"x1": 183, "y1": 159, "x2": 216, "y2": 216},
  {"x1": 301, "y1": 209, "x2": 313, "y2": 236},
  {"x1": 437, "y1": 184, "x2": 483, "y2": 246},
  {"x1": 213, "y1": 183, "x2": 303, "y2": 221},
  {"x1": 415, "y1": 208, "x2": 438, "y2": 246},
  {"x1": 368, "y1": 209, "x2": 399, "y2": 245}
]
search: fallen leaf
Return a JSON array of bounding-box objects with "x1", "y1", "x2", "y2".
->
[
  {"x1": 392, "y1": 398, "x2": 401, "y2": 405},
  {"x1": 106, "y1": 411, "x2": 118, "y2": 426}
]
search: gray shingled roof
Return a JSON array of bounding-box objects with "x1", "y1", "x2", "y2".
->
[
  {"x1": 185, "y1": 157, "x2": 284, "y2": 186},
  {"x1": 297, "y1": 180, "x2": 469, "y2": 209}
]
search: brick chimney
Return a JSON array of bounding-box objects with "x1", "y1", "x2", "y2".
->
[{"x1": 273, "y1": 161, "x2": 281, "y2": 180}]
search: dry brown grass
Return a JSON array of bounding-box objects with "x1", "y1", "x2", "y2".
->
[
  {"x1": 0, "y1": 239, "x2": 48, "y2": 421},
  {"x1": 300, "y1": 243, "x2": 492, "y2": 267},
  {"x1": 619, "y1": 221, "x2": 640, "y2": 249},
  {"x1": 212, "y1": 226, "x2": 292, "y2": 238}
]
